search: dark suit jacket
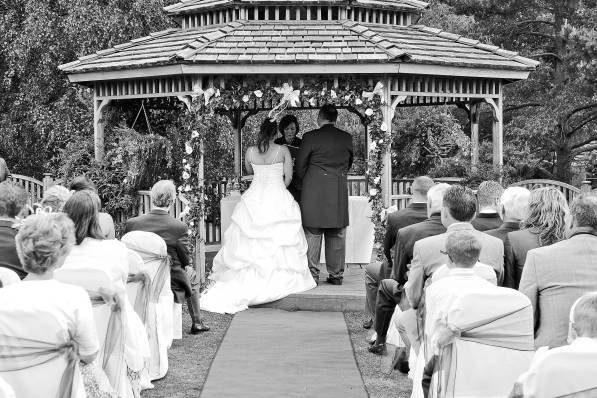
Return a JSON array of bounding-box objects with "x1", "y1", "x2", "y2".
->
[
  {"x1": 486, "y1": 221, "x2": 520, "y2": 243},
  {"x1": 392, "y1": 213, "x2": 446, "y2": 286},
  {"x1": 124, "y1": 209, "x2": 192, "y2": 303},
  {"x1": 0, "y1": 220, "x2": 26, "y2": 279},
  {"x1": 296, "y1": 124, "x2": 353, "y2": 228},
  {"x1": 472, "y1": 212, "x2": 502, "y2": 231},
  {"x1": 384, "y1": 202, "x2": 428, "y2": 269},
  {"x1": 274, "y1": 136, "x2": 302, "y2": 201},
  {"x1": 504, "y1": 228, "x2": 540, "y2": 289}
]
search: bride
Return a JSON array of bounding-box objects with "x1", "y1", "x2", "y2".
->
[{"x1": 200, "y1": 117, "x2": 316, "y2": 314}]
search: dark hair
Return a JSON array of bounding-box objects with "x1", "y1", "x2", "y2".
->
[
  {"x1": 279, "y1": 115, "x2": 299, "y2": 136},
  {"x1": 63, "y1": 190, "x2": 104, "y2": 245},
  {"x1": 443, "y1": 185, "x2": 477, "y2": 222},
  {"x1": 319, "y1": 104, "x2": 338, "y2": 123},
  {"x1": 69, "y1": 176, "x2": 97, "y2": 192},
  {"x1": 571, "y1": 193, "x2": 597, "y2": 230},
  {"x1": 257, "y1": 118, "x2": 278, "y2": 153},
  {"x1": 0, "y1": 181, "x2": 28, "y2": 218}
]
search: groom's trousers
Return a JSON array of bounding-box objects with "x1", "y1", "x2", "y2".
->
[{"x1": 304, "y1": 227, "x2": 346, "y2": 280}]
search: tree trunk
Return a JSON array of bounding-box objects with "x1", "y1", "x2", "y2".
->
[{"x1": 555, "y1": 143, "x2": 572, "y2": 182}]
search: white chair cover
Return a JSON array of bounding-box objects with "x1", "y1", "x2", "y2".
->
[
  {"x1": 0, "y1": 268, "x2": 19, "y2": 287},
  {"x1": 55, "y1": 267, "x2": 130, "y2": 397},
  {"x1": 430, "y1": 288, "x2": 535, "y2": 398},
  {"x1": 0, "y1": 376, "x2": 15, "y2": 398},
  {"x1": 0, "y1": 303, "x2": 85, "y2": 398},
  {"x1": 122, "y1": 231, "x2": 174, "y2": 380}
]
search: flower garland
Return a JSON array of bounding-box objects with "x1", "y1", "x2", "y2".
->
[{"x1": 180, "y1": 79, "x2": 390, "y2": 255}]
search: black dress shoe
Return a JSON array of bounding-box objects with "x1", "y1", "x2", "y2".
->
[
  {"x1": 392, "y1": 348, "x2": 410, "y2": 374},
  {"x1": 190, "y1": 322, "x2": 210, "y2": 334},
  {"x1": 368, "y1": 343, "x2": 386, "y2": 355},
  {"x1": 325, "y1": 277, "x2": 343, "y2": 286},
  {"x1": 362, "y1": 318, "x2": 373, "y2": 329}
]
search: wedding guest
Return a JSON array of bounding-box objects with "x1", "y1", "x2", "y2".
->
[
  {"x1": 0, "y1": 158, "x2": 9, "y2": 182},
  {"x1": 0, "y1": 212, "x2": 119, "y2": 397},
  {"x1": 0, "y1": 182, "x2": 28, "y2": 279},
  {"x1": 69, "y1": 176, "x2": 115, "y2": 239},
  {"x1": 367, "y1": 183, "x2": 449, "y2": 368},
  {"x1": 39, "y1": 185, "x2": 71, "y2": 213},
  {"x1": 471, "y1": 180, "x2": 503, "y2": 231},
  {"x1": 486, "y1": 186, "x2": 530, "y2": 242},
  {"x1": 275, "y1": 115, "x2": 302, "y2": 203},
  {"x1": 125, "y1": 180, "x2": 209, "y2": 333},
  {"x1": 510, "y1": 292, "x2": 597, "y2": 398},
  {"x1": 519, "y1": 193, "x2": 597, "y2": 349},
  {"x1": 363, "y1": 176, "x2": 433, "y2": 329},
  {"x1": 504, "y1": 187, "x2": 569, "y2": 289}
]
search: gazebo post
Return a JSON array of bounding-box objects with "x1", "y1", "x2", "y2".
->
[
  {"x1": 484, "y1": 97, "x2": 504, "y2": 173},
  {"x1": 233, "y1": 109, "x2": 242, "y2": 178},
  {"x1": 381, "y1": 77, "x2": 393, "y2": 208},
  {"x1": 470, "y1": 102, "x2": 481, "y2": 171},
  {"x1": 93, "y1": 96, "x2": 111, "y2": 162}
]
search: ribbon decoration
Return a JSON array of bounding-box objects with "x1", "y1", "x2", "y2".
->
[
  {"x1": 269, "y1": 83, "x2": 301, "y2": 120},
  {"x1": 362, "y1": 81, "x2": 384, "y2": 100}
]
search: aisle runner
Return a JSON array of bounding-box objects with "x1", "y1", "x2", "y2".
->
[{"x1": 201, "y1": 308, "x2": 367, "y2": 398}]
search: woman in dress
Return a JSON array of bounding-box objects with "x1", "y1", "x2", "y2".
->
[
  {"x1": 69, "y1": 176, "x2": 116, "y2": 239},
  {"x1": 201, "y1": 118, "x2": 316, "y2": 314},
  {"x1": 274, "y1": 114, "x2": 302, "y2": 202}
]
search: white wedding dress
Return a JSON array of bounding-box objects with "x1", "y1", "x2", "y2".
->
[{"x1": 200, "y1": 161, "x2": 316, "y2": 314}]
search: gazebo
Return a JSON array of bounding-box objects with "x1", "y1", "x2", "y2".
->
[{"x1": 58, "y1": 0, "x2": 537, "y2": 267}]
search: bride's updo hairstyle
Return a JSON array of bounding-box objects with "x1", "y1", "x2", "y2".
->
[{"x1": 257, "y1": 118, "x2": 278, "y2": 154}]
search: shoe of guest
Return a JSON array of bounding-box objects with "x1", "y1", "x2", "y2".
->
[
  {"x1": 190, "y1": 322, "x2": 210, "y2": 334},
  {"x1": 368, "y1": 342, "x2": 386, "y2": 355},
  {"x1": 391, "y1": 347, "x2": 410, "y2": 374},
  {"x1": 325, "y1": 277, "x2": 342, "y2": 286},
  {"x1": 362, "y1": 318, "x2": 373, "y2": 329}
]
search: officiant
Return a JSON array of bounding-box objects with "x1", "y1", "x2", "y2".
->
[{"x1": 275, "y1": 114, "x2": 302, "y2": 203}]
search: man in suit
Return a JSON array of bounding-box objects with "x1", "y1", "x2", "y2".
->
[
  {"x1": 125, "y1": 180, "x2": 209, "y2": 334},
  {"x1": 486, "y1": 186, "x2": 530, "y2": 242},
  {"x1": 472, "y1": 180, "x2": 503, "y2": 231},
  {"x1": 0, "y1": 182, "x2": 28, "y2": 279},
  {"x1": 363, "y1": 176, "x2": 434, "y2": 329},
  {"x1": 296, "y1": 104, "x2": 353, "y2": 285},
  {"x1": 368, "y1": 183, "x2": 450, "y2": 359},
  {"x1": 519, "y1": 193, "x2": 597, "y2": 348}
]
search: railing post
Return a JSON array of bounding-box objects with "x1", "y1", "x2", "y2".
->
[{"x1": 42, "y1": 173, "x2": 54, "y2": 191}]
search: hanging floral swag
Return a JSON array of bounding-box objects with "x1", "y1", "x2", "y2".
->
[{"x1": 179, "y1": 80, "x2": 390, "y2": 253}]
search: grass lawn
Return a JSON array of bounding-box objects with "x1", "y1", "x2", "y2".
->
[{"x1": 142, "y1": 308, "x2": 412, "y2": 397}]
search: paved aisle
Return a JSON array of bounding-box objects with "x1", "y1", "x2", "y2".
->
[{"x1": 201, "y1": 308, "x2": 368, "y2": 398}]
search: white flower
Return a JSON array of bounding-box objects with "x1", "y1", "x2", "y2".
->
[
  {"x1": 184, "y1": 164, "x2": 191, "y2": 170},
  {"x1": 191, "y1": 130, "x2": 199, "y2": 138},
  {"x1": 369, "y1": 188, "x2": 378, "y2": 196},
  {"x1": 254, "y1": 90, "x2": 263, "y2": 98},
  {"x1": 374, "y1": 176, "x2": 381, "y2": 184},
  {"x1": 242, "y1": 95, "x2": 249, "y2": 103},
  {"x1": 182, "y1": 171, "x2": 190, "y2": 180},
  {"x1": 321, "y1": 89, "x2": 326, "y2": 96},
  {"x1": 378, "y1": 139, "x2": 384, "y2": 144},
  {"x1": 355, "y1": 98, "x2": 363, "y2": 105},
  {"x1": 185, "y1": 142, "x2": 193, "y2": 154},
  {"x1": 303, "y1": 90, "x2": 311, "y2": 96},
  {"x1": 182, "y1": 159, "x2": 187, "y2": 164},
  {"x1": 215, "y1": 89, "x2": 221, "y2": 97},
  {"x1": 330, "y1": 90, "x2": 337, "y2": 99},
  {"x1": 369, "y1": 141, "x2": 377, "y2": 151},
  {"x1": 309, "y1": 98, "x2": 317, "y2": 107},
  {"x1": 184, "y1": 185, "x2": 192, "y2": 192},
  {"x1": 188, "y1": 228, "x2": 193, "y2": 234},
  {"x1": 380, "y1": 122, "x2": 388, "y2": 132},
  {"x1": 344, "y1": 95, "x2": 351, "y2": 101},
  {"x1": 365, "y1": 108, "x2": 373, "y2": 116}
]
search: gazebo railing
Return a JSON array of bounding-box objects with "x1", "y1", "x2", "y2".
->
[
  {"x1": 7, "y1": 173, "x2": 54, "y2": 205},
  {"x1": 509, "y1": 179, "x2": 591, "y2": 204}
]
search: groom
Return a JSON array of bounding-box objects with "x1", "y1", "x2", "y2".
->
[{"x1": 296, "y1": 104, "x2": 353, "y2": 285}]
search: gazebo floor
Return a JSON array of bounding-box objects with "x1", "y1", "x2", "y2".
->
[{"x1": 253, "y1": 265, "x2": 366, "y2": 312}]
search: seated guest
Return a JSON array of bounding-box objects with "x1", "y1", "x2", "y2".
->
[
  {"x1": 363, "y1": 176, "x2": 434, "y2": 329},
  {"x1": 1, "y1": 212, "x2": 118, "y2": 397},
  {"x1": 486, "y1": 186, "x2": 531, "y2": 242},
  {"x1": 520, "y1": 193, "x2": 597, "y2": 349},
  {"x1": 39, "y1": 185, "x2": 71, "y2": 213},
  {"x1": 368, "y1": 183, "x2": 450, "y2": 357},
  {"x1": 125, "y1": 180, "x2": 209, "y2": 334},
  {"x1": 61, "y1": 190, "x2": 151, "y2": 391},
  {"x1": 505, "y1": 187, "x2": 569, "y2": 289},
  {"x1": 0, "y1": 182, "x2": 28, "y2": 279},
  {"x1": 471, "y1": 180, "x2": 503, "y2": 231},
  {"x1": 274, "y1": 114, "x2": 302, "y2": 203},
  {"x1": 69, "y1": 176, "x2": 115, "y2": 239},
  {"x1": 510, "y1": 292, "x2": 597, "y2": 398}
]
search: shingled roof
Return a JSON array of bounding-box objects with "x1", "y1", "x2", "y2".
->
[
  {"x1": 59, "y1": 20, "x2": 537, "y2": 75},
  {"x1": 164, "y1": 0, "x2": 428, "y2": 15}
]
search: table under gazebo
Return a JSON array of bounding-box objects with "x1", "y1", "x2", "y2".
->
[{"x1": 59, "y1": 0, "x2": 538, "y2": 272}]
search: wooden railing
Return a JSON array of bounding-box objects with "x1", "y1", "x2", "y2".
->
[
  {"x1": 6, "y1": 173, "x2": 54, "y2": 205},
  {"x1": 509, "y1": 179, "x2": 592, "y2": 204}
]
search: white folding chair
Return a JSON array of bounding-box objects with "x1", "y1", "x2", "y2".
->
[
  {"x1": 429, "y1": 288, "x2": 535, "y2": 398},
  {"x1": 0, "y1": 303, "x2": 86, "y2": 398},
  {"x1": 122, "y1": 231, "x2": 175, "y2": 380},
  {"x1": 55, "y1": 267, "x2": 133, "y2": 397}
]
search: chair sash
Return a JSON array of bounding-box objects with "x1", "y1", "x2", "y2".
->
[
  {"x1": 89, "y1": 293, "x2": 126, "y2": 396},
  {"x1": 130, "y1": 251, "x2": 170, "y2": 324},
  {"x1": 0, "y1": 333, "x2": 79, "y2": 398}
]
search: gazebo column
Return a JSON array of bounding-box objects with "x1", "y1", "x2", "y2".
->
[
  {"x1": 484, "y1": 98, "x2": 504, "y2": 172},
  {"x1": 469, "y1": 102, "x2": 481, "y2": 171},
  {"x1": 381, "y1": 80, "x2": 393, "y2": 208},
  {"x1": 93, "y1": 97, "x2": 111, "y2": 162}
]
